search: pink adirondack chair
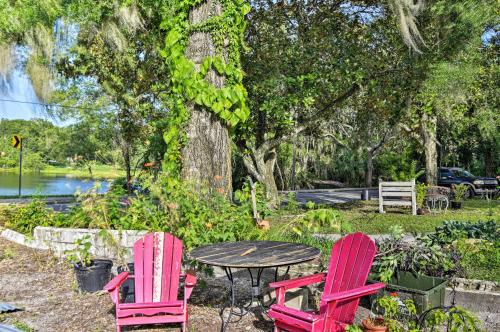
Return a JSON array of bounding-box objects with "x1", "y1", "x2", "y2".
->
[
  {"x1": 268, "y1": 232, "x2": 385, "y2": 332},
  {"x1": 104, "y1": 233, "x2": 197, "y2": 332}
]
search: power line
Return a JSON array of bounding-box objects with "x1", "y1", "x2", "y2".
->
[{"x1": 0, "y1": 97, "x2": 106, "y2": 111}]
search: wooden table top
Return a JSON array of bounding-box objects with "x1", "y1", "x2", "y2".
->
[{"x1": 189, "y1": 241, "x2": 321, "y2": 268}]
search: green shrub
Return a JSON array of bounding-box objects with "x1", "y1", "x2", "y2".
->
[
  {"x1": 454, "y1": 239, "x2": 500, "y2": 282},
  {"x1": 373, "y1": 221, "x2": 500, "y2": 283},
  {"x1": 373, "y1": 227, "x2": 457, "y2": 282},
  {"x1": 452, "y1": 184, "x2": 469, "y2": 202},
  {"x1": 429, "y1": 220, "x2": 499, "y2": 245},
  {"x1": 5, "y1": 198, "x2": 54, "y2": 235},
  {"x1": 48, "y1": 176, "x2": 263, "y2": 250},
  {"x1": 415, "y1": 183, "x2": 428, "y2": 208},
  {"x1": 149, "y1": 176, "x2": 263, "y2": 250},
  {"x1": 292, "y1": 209, "x2": 342, "y2": 236},
  {"x1": 373, "y1": 295, "x2": 484, "y2": 332}
]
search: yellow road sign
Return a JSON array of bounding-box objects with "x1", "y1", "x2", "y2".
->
[{"x1": 12, "y1": 135, "x2": 22, "y2": 149}]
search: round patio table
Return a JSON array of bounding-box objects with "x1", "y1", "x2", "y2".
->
[{"x1": 190, "y1": 241, "x2": 320, "y2": 331}]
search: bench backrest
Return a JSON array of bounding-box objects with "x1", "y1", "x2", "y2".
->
[{"x1": 378, "y1": 179, "x2": 416, "y2": 215}]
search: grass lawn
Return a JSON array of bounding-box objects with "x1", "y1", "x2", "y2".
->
[
  {"x1": 0, "y1": 164, "x2": 124, "y2": 178},
  {"x1": 41, "y1": 165, "x2": 124, "y2": 178},
  {"x1": 272, "y1": 198, "x2": 499, "y2": 235},
  {"x1": 337, "y1": 199, "x2": 499, "y2": 234}
]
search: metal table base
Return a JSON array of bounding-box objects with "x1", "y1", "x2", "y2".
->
[{"x1": 220, "y1": 266, "x2": 290, "y2": 332}]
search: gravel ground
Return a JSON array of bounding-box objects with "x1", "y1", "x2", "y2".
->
[{"x1": 0, "y1": 238, "x2": 373, "y2": 332}]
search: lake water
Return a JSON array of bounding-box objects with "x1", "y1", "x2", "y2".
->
[{"x1": 0, "y1": 172, "x2": 110, "y2": 196}]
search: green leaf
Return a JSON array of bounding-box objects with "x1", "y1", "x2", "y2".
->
[
  {"x1": 202, "y1": 93, "x2": 212, "y2": 107},
  {"x1": 242, "y1": 4, "x2": 251, "y2": 15}
]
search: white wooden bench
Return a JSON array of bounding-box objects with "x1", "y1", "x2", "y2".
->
[{"x1": 378, "y1": 179, "x2": 417, "y2": 215}]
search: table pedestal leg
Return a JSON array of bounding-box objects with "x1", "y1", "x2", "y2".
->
[
  {"x1": 220, "y1": 266, "x2": 291, "y2": 331},
  {"x1": 220, "y1": 267, "x2": 252, "y2": 332}
]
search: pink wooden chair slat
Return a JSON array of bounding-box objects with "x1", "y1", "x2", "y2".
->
[
  {"x1": 168, "y1": 237, "x2": 183, "y2": 301},
  {"x1": 269, "y1": 233, "x2": 384, "y2": 332},
  {"x1": 160, "y1": 233, "x2": 174, "y2": 302},
  {"x1": 133, "y1": 238, "x2": 145, "y2": 303},
  {"x1": 143, "y1": 234, "x2": 154, "y2": 303},
  {"x1": 104, "y1": 232, "x2": 197, "y2": 332}
]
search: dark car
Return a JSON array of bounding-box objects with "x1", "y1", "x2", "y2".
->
[{"x1": 436, "y1": 167, "x2": 498, "y2": 198}]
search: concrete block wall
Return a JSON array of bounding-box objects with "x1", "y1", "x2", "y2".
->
[{"x1": 32, "y1": 226, "x2": 147, "y2": 261}]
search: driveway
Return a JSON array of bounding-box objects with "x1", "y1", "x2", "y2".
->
[{"x1": 284, "y1": 188, "x2": 379, "y2": 205}]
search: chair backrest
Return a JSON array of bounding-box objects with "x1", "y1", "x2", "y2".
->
[
  {"x1": 379, "y1": 179, "x2": 417, "y2": 215},
  {"x1": 133, "y1": 232, "x2": 183, "y2": 303},
  {"x1": 321, "y1": 232, "x2": 377, "y2": 325}
]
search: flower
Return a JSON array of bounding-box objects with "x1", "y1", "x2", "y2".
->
[
  {"x1": 390, "y1": 292, "x2": 398, "y2": 297},
  {"x1": 167, "y1": 202, "x2": 179, "y2": 210}
]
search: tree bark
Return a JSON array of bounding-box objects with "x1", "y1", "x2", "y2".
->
[
  {"x1": 366, "y1": 150, "x2": 374, "y2": 187},
  {"x1": 121, "y1": 138, "x2": 132, "y2": 194},
  {"x1": 243, "y1": 148, "x2": 279, "y2": 207},
  {"x1": 482, "y1": 142, "x2": 494, "y2": 177},
  {"x1": 421, "y1": 112, "x2": 438, "y2": 185},
  {"x1": 365, "y1": 130, "x2": 391, "y2": 187},
  {"x1": 183, "y1": 0, "x2": 232, "y2": 195}
]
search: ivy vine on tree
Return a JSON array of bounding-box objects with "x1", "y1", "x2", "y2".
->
[{"x1": 160, "y1": 0, "x2": 251, "y2": 177}]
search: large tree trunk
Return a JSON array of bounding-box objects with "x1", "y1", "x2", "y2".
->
[
  {"x1": 243, "y1": 148, "x2": 279, "y2": 207},
  {"x1": 421, "y1": 113, "x2": 438, "y2": 185},
  {"x1": 182, "y1": 0, "x2": 232, "y2": 195}
]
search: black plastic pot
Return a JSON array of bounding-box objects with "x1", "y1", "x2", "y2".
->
[
  {"x1": 451, "y1": 201, "x2": 462, "y2": 209},
  {"x1": 74, "y1": 259, "x2": 112, "y2": 293},
  {"x1": 117, "y1": 263, "x2": 135, "y2": 303}
]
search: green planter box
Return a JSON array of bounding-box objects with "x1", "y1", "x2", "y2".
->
[{"x1": 368, "y1": 272, "x2": 447, "y2": 314}]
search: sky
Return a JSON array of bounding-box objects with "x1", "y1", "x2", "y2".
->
[
  {"x1": 0, "y1": 66, "x2": 48, "y2": 121},
  {"x1": 0, "y1": 67, "x2": 63, "y2": 124}
]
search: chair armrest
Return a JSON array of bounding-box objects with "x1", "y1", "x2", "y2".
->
[
  {"x1": 269, "y1": 273, "x2": 325, "y2": 290},
  {"x1": 183, "y1": 272, "x2": 197, "y2": 301},
  {"x1": 321, "y1": 283, "x2": 385, "y2": 303},
  {"x1": 104, "y1": 272, "x2": 129, "y2": 292},
  {"x1": 184, "y1": 273, "x2": 197, "y2": 287}
]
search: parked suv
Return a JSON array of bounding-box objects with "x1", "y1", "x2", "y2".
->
[{"x1": 436, "y1": 167, "x2": 498, "y2": 198}]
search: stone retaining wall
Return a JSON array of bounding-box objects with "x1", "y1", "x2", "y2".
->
[{"x1": 1, "y1": 226, "x2": 147, "y2": 261}]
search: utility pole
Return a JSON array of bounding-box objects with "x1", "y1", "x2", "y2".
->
[
  {"x1": 18, "y1": 137, "x2": 23, "y2": 197},
  {"x1": 12, "y1": 135, "x2": 23, "y2": 197}
]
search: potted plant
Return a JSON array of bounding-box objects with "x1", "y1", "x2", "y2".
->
[
  {"x1": 361, "y1": 317, "x2": 388, "y2": 332},
  {"x1": 451, "y1": 184, "x2": 468, "y2": 209},
  {"x1": 65, "y1": 235, "x2": 112, "y2": 293},
  {"x1": 97, "y1": 230, "x2": 135, "y2": 302}
]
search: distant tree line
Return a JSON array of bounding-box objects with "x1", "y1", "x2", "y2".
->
[{"x1": 0, "y1": 118, "x2": 118, "y2": 172}]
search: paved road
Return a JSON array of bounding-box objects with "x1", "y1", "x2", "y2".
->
[
  {"x1": 284, "y1": 188, "x2": 379, "y2": 205},
  {"x1": 0, "y1": 196, "x2": 77, "y2": 212},
  {"x1": 1, "y1": 188, "x2": 379, "y2": 211}
]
